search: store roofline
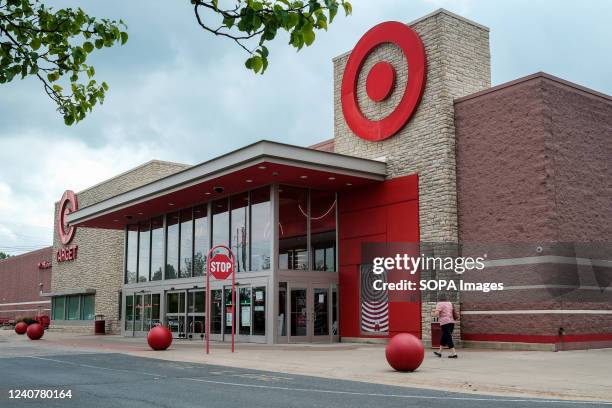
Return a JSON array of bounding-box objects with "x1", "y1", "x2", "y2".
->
[
  {"x1": 454, "y1": 72, "x2": 612, "y2": 105},
  {"x1": 73, "y1": 159, "x2": 191, "y2": 199},
  {"x1": 66, "y1": 140, "x2": 387, "y2": 226}
]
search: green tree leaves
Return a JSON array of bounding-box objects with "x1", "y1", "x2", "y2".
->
[
  {"x1": 0, "y1": 0, "x2": 128, "y2": 125},
  {"x1": 1, "y1": 1, "x2": 352, "y2": 126},
  {"x1": 192, "y1": 0, "x2": 352, "y2": 74}
]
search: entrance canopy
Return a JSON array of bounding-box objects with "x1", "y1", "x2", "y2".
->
[{"x1": 66, "y1": 140, "x2": 387, "y2": 229}]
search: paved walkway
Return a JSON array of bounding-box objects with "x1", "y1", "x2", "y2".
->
[{"x1": 1, "y1": 330, "x2": 611, "y2": 402}]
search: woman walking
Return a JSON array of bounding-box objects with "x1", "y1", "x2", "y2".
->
[{"x1": 432, "y1": 294, "x2": 458, "y2": 358}]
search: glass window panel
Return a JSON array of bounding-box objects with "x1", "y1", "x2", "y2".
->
[
  {"x1": 134, "y1": 295, "x2": 142, "y2": 331},
  {"x1": 180, "y1": 208, "x2": 193, "y2": 278},
  {"x1": 166, "y1": 292, "x2": 179, "y2": 314},
  {"x1": 310, "y1": 190, "x2": 336, "y2": 271},
  {"x1": 252, "y1": 286, "x2": 266, "y2": 335},
  {"x1": 67, "y1": 295, "x2": 80, "y2": 320},
  {"x1": 179, "y1": 292, "x2": 185, "y2": 313},
  {"x1": 166, "y1": 212, "x2": 179, "y2": 279},
  {"x1": 313, "y1": 288, "x2": 329, "y2": 336},
  {"x1": 332, "y1": 286, "x2": 338, "y2": 335},
  {"x1": 224, "y1": 287, "x2": 235, "y2": 334},
  {"x1": 126, "y1": 225, "x2": 138, "y2": 284},
  {"x1": 239, "y1": 287, "x2": 251, "y2": 335},
  {"x1": 187, "y1": 291, "x2": 195, "y2": 314},
  {"x1": 193, "y1": 291, "x2": 205, "y2": 314},
  {"x1": 250, "y1": 187, "x2": 271, "y2": 271},
  {"x1": 279, "y1": 186, "x2": 308, "y2": 270},
  {"x1": 82, "y1": 295, "x2": 95, "y2": 320},
  {"x1": 231, "y1": 193, "x2": 249, "y2": 272},
  {"x1": 191, "y1": 316, "x2": 205, "y2": 338},
  {"x1": 210, "y1": 289, "x2": 222, "y2": 334},
  {"x1": 143, "y1": 294, "x2": 152, "y2": 331},
  {"x1": 212, "y1": 199, "x2": 229, "y2": 249},
  {"x1": 150, "y1": 217, "x2": 164, "y2": 281},
  {"x1": 125, "y1": 295, "x2": 133, "y2": 331},
  {"x1": 138, "y1": 222, "x2": 150, "y2": 282},
  {"x1": 290, "y1": 288, "x2": 307, "y2": 336},
  {"x1": 278, "y1": 282, "x2": 287, "y2": 336},
  {"x1": 193, "y1": 205, "x2": 208, "y2": 277},
  {"x1": 151, "y1": 294, "x2": 161, "y2": 326},
  {"x1": 52, "y1": 296, "x2": 65, "y2": 320},
  {"x1": 188, "y1": 290, "x2": 205, "y2": 339}
]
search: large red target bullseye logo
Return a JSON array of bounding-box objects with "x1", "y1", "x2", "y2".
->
[
  {"x1": 58, "y1": 190, "x2": 78, "y2": 245},
  {"x1": 341, "y1": 21, "x2": 426, "y2": 142}
]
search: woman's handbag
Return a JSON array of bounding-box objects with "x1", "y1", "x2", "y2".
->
[{"x1": 452, "y1": 305, "x2": 459, "y2": 321}]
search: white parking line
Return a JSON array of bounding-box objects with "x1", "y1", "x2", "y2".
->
[
  {"x1": 179, "y1": 377, "x2": 612, "y2": 406},
  {"x1": 28, "y1": 356, "x2": 163, "y2": 378},
  {"x1": 24, "y1": 356, "x2": 611, "y2": 406}
]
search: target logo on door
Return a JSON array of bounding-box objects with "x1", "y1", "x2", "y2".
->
[{"x1": 341, "y1": 21, "x2": 426, "y2": 142}]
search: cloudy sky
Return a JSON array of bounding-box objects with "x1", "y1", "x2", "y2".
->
[{"x1": 1, "y1": 0, "x2": 611, "y2": 254}]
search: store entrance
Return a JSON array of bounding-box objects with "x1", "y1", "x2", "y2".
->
[
  {"x1": 187, "y1": 290, "x2": 206, "y2": 340},
  {"x1": 287, "y1": 283, "x2": 337, "y2": 343},
  {"x1": 124, "y1": 292, "x2": 160, "y2": 335},
  {"x1": 207, "y1": 283, "x2": 267, "y2": 343},
  {"x1": 166, "y1": 289, "x2": 206, "y2": 339},
  {"x1": 166, "y1": 291, "x2": 185, "y2": 338}
]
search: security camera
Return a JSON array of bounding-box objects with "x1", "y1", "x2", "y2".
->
[
  {"x1": 536, "y1": 246, "x2": 544, "y2": 254},
  {"x1": 213, "y1": 186, "x2": 224, "y2": 193}
]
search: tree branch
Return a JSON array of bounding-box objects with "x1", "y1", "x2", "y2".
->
[{"x1": 193, "y1": 3, "x2": 263, "y2": 54}]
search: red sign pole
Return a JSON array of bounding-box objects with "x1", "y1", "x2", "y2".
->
[
  {"x1": 231, "y1": 253, "x2": 235, "y2": 353},
  {"x1": 206, "y1": 251, "x2": 211, "y2": 354},
  {"x1": 206, "y1": 245, "x2": 235, "y2": 355}
]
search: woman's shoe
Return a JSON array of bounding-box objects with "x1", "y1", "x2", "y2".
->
[
  {"x1": 433, "y1": 351, "x2": 442, "y2": 358},
  {"x1": 448, "y1": 354, "x2": 458, "y2": 359}
]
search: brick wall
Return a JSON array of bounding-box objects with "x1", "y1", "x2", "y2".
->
[
  {"x1": 456, "y1": 72, "x2": 612, "y2": 243},
  {"x1": 332, "y1": 9, "x2": 491, "y2": 340},
  {"x1": 51, "y1": 160, "x2": 190, "y2": 333},
  {"x1": 0, "y1": 247, "x2": 52, "y2": 320},
  {"x1": 455, "y1": 73, "x2": 612, "y2": 344}
]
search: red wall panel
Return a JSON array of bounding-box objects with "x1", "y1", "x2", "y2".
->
[{"x1": 338, "y1": 175, "x2": 420, "y2": 339}]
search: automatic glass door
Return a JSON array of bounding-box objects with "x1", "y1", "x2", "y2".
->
[{"x1": 166, "y1": 291, "x2": 186, "y2": 338}]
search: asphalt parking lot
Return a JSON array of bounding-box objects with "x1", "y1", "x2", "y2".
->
[{"x1": 1, "y1": 350, "x2": 610, "y2": 408}]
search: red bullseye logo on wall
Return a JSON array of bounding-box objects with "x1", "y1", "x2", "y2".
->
[
  {"x1": 56, "y1": 190, "x2": 79, "y2": 263},
  {"x1": 341, "y1": 21, "x2": 426, "y2": 142},
  {"x1": 58, "y1": 190, "x2": 78, "y2": 245}
]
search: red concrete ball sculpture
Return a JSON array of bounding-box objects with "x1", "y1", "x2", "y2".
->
[
  {"x1": 15, "y1": 321, "x2": 28, "y2": 335},
  {"x1": 385, "y1": 333, "x2": 425, "y2": 372},
  {"x1": 147, "y1": 325, "x2": 173, "y2": 350},
  {"x1": 26, "y1": 323, "x2": 45, "y2": 340}
]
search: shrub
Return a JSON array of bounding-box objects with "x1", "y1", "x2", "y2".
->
[{"x1": 15, "y1": 316, "x2": 39, "y2": 325}]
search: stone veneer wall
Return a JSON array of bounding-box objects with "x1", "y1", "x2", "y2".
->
[
  {"x1": 332, "y1": 9, "x2": 491, "y2": 341},
  {"x1": 51, "y1": 160, "x2": 190, "y2": 334}
]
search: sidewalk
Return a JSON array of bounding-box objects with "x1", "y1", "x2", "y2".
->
[{"x1": 2, "y1": 330, "x2": 611, "y2": 402}]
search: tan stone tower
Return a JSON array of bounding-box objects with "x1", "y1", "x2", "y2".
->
[{"x1": 333, "y1": 9, "x2": 491, "y2": 341}]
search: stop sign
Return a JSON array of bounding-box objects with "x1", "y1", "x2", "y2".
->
[{"x1": 209, "y1": 252, "x2": 234, "y2": 280}]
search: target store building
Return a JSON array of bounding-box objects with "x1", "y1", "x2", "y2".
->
[{"x1": 50, "y1": 9, "x2": 612, "y2": 350}]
